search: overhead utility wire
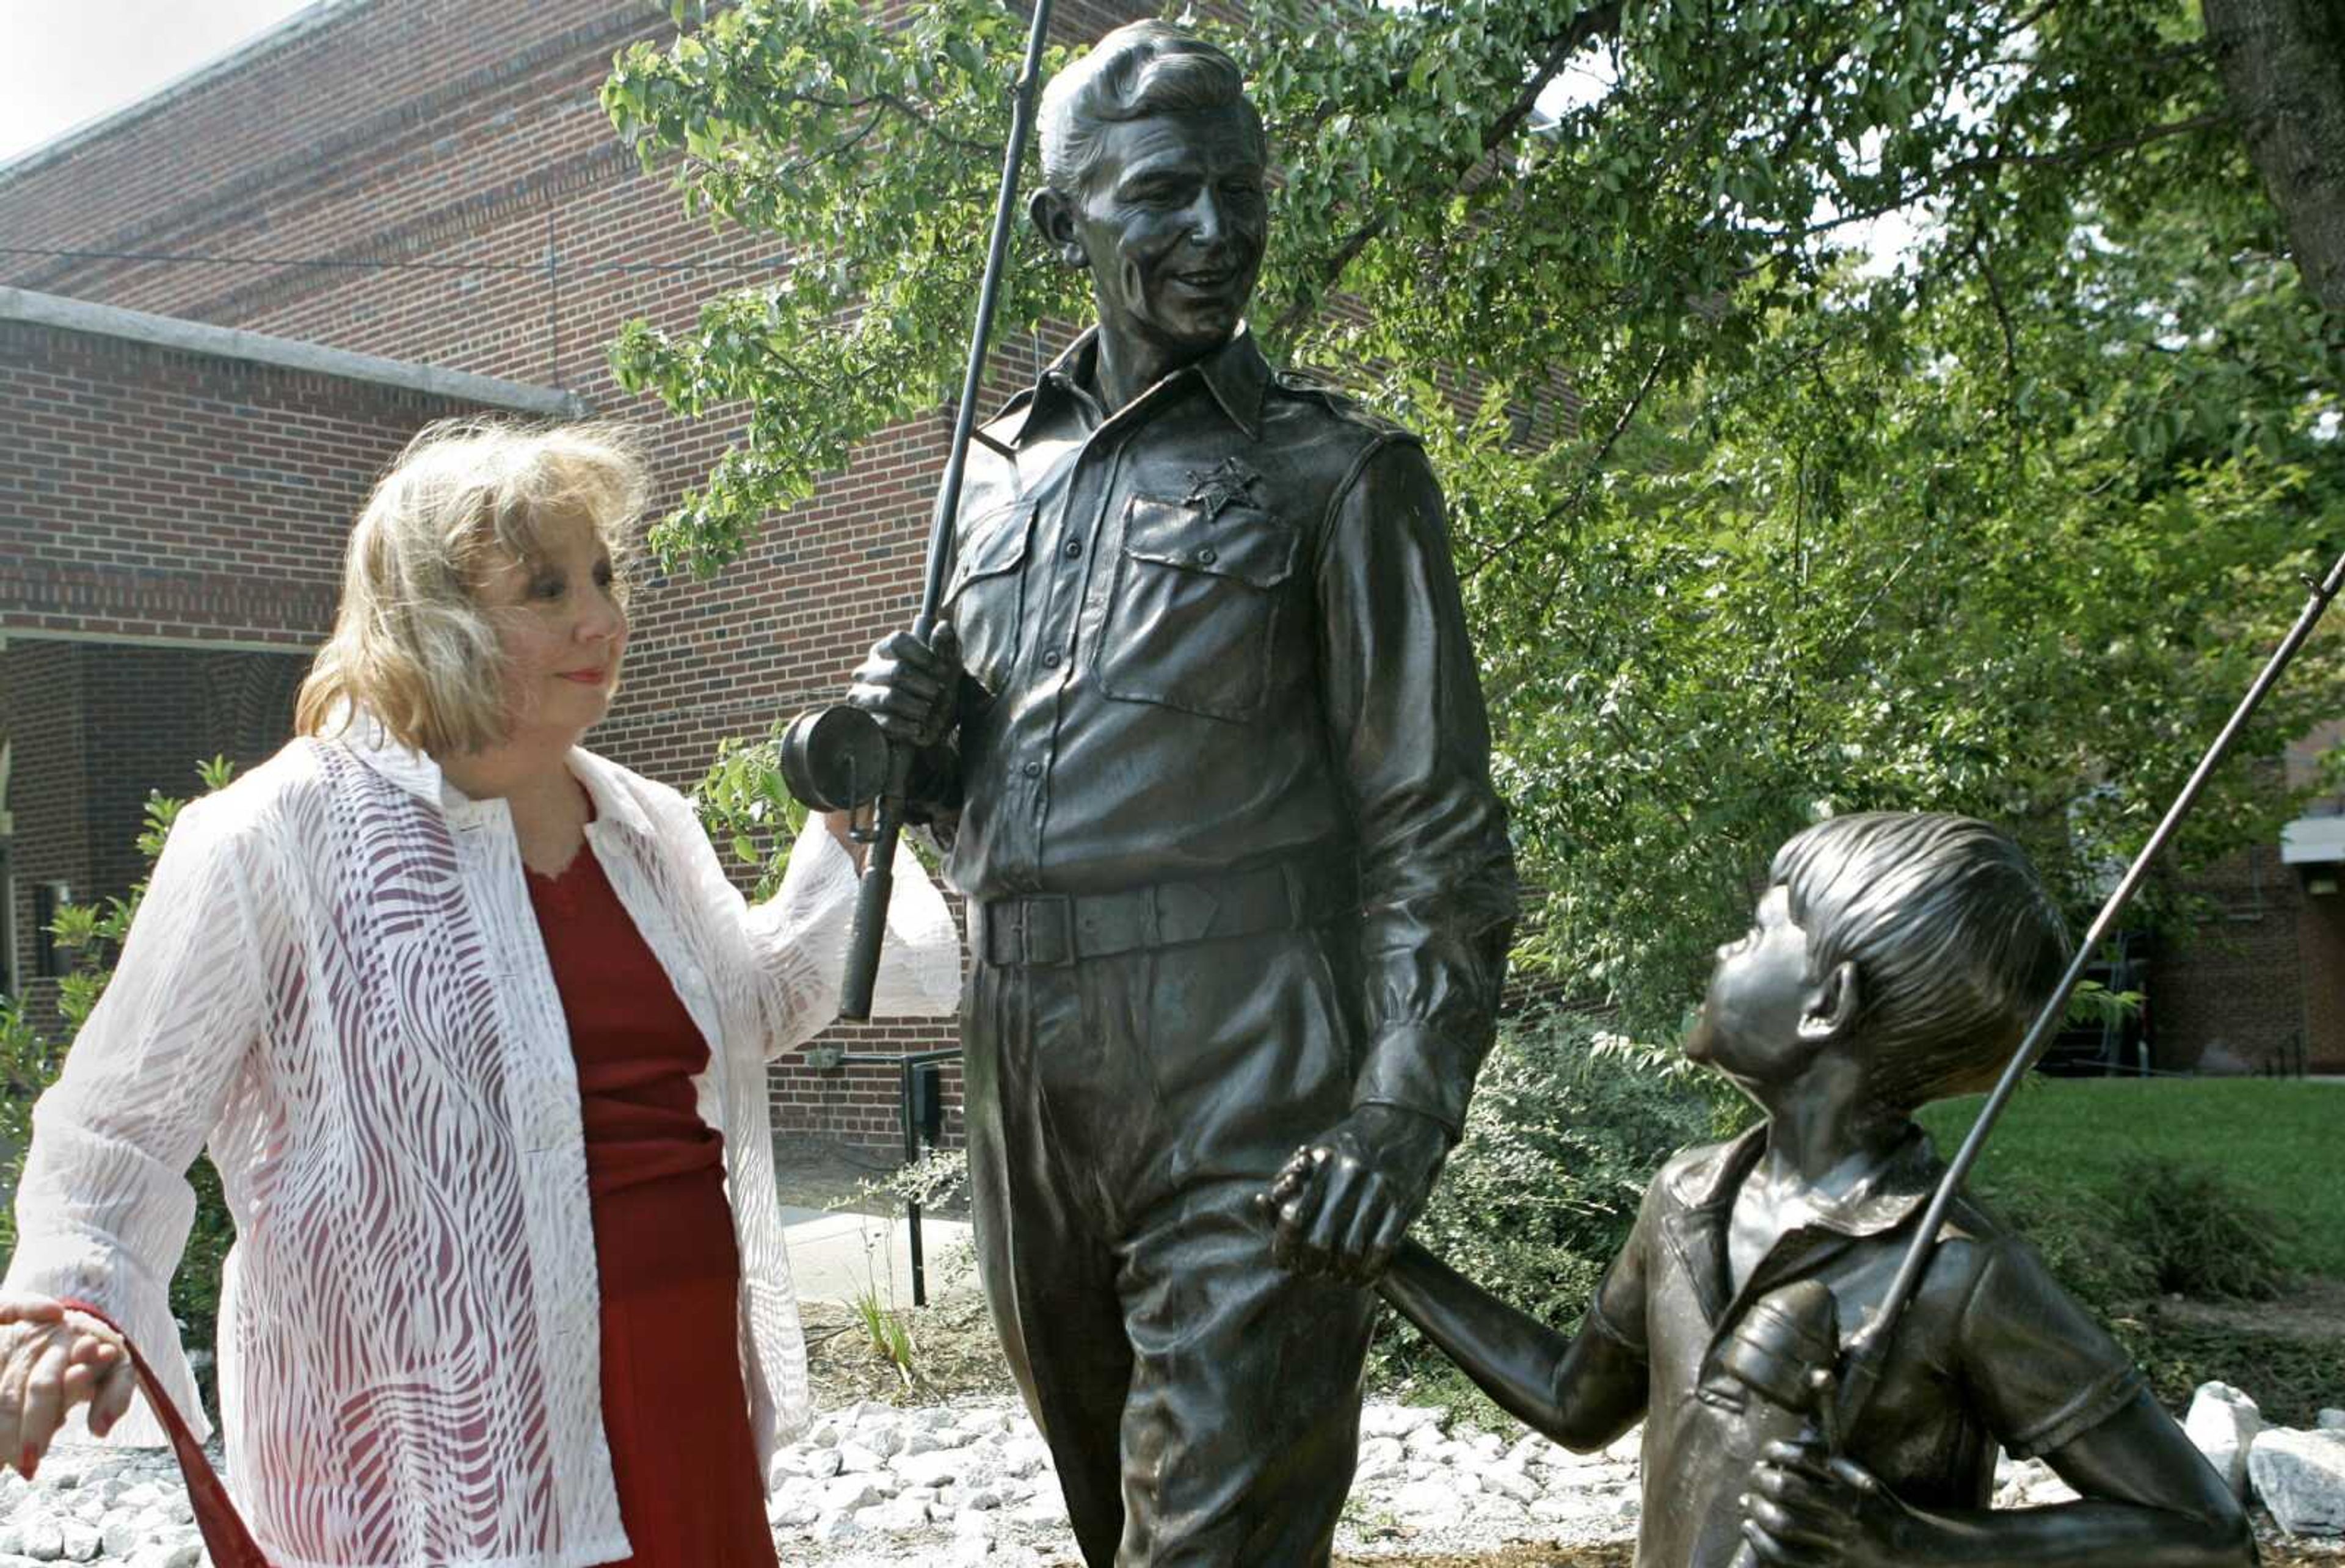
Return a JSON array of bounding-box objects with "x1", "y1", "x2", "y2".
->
[{"x1": 0, "y1": 245, "x2": 789, "y2": 276}]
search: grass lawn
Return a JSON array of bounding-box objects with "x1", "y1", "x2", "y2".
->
[{"x1": 1916, "y1": 1077, "x2": 2345, "y2": 1279}]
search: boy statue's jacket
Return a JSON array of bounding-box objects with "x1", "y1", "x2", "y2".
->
[{"x1": 1422, "y1": 1122, "x2": 2147, "y2": 1567}]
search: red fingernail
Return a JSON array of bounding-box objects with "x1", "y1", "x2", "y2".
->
[{"x1": 20, "y1": 1447, "x2": 35, "y2": 1476}]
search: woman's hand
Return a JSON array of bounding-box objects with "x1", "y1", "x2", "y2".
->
[
  {"x1": 0, "y1": 1294, "x2": 136, "y2": 1476},
  {"x1": 821, "y1": 808, "x2": 869, "y2": 872}
]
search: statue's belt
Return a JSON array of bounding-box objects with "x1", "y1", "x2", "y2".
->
[{"x1": 975, "y1": 860, "x2": 1357, "y2": 967}]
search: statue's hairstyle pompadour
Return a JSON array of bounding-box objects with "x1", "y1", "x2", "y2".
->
[
  {"x1": 1038, "y1": 21, "x2": 1263, "y2": 195},
  {"x1": 1769, "y1": 811, "x2": 2071, "y2": 1114}
]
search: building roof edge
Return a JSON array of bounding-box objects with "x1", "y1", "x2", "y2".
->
[
  {"x1": 1, "y1": 286, "x2": 591, "y2": 418},
  {"x1": 0, "y1": 0, "x2": 374, "y2": 186}
]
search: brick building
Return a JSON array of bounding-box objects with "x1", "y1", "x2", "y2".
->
[
  {"x1": 2145, "y1": 728, "x2": 2345, "y2": 1076},
  {"x1": 2, "y1": 0, "x2": 2339, "y2": 1146}
]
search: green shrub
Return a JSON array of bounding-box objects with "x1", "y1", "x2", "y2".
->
[
  {"x1": 1375, "y1": 1008, "x2": 1721, "y2": 1387},
  {"x1": 1976, "y1": 1151, "x2": 2292, "y2": 1317},
  {"x1": 2122, "y1": 1317, "x2": 2345, "y2": 1430},
  {"x1": 2106, "y1": 1154, "x2": 2292, "y2": 1302},
  {"x1": 0, "y1": 993, "x2": 67, "y2": 1262},
  {"x1": 1967, "y1": 1179, "x2": 2160, "y2": 1316}
]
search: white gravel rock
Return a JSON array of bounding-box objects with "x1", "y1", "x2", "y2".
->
[
  {"x1": 2250, "y1": 1427, "x2": 2345, "y2": 1536},
  {"x1": 893, "y1": 1451, "x2": 963, "y2": 1490},
  {"x1": 856, "y1": 1496, "x2": 932, "y2": 1533},
  {"x1": 1994, "y1": 1456, "x2": 2081, "y2": 1508},
  {"x1": 834, "y1": 1442, "x2": 888, "y2": 1475},
  {"x1": 851, "y1": 1425, "x2": 904, "y2": 1461},
  {"x1": 1482, "y1": 1464, "x2": 1540, "y2": 1504},
  {"x1": 18, "y1": 1518, "x2": 63, "y2": 1563},
  {"x1": 1361, "y1": 1403, "x2": 1445, "y2": 1439},
  {"x1": 818, "y1": 1475, "x2": 890, "y2": 1514},
  {"x1": 32, "y1": 1381, "x2": 2329, "y2": 1568},
  {"x1": 2185, "y1": 1381, "x2": 2265, "y2": 1499}
]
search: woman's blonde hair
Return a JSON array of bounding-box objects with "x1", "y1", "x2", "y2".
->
[{"x1": 296, "y1": 418, "x2": 650, "y2": 757}]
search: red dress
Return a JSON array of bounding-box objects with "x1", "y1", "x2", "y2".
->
[{"x1": 527, "y1": 847, "x2": 780, "y2": 1568}]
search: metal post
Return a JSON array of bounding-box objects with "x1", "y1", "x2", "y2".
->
[
  {"x1": 902, "y1": 1059, "x2": 928, "y2": 1307},
  {"x1": 834, "y1": 1047, "x2": 961, "y2": 1310}
]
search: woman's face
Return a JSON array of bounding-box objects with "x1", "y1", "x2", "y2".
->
[{"x1": 473, "y1": 507, "x2": 627, "y2": 753}]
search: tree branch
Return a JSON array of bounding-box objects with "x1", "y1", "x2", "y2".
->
[
  {"x1": 1468, "y1": 344, "x2": 1670, "y2": 582},
  {"x1": 1265, "y1": 0, "x2": 1626, "y2": 343},
  {"x1": 1786, "y1": 112, "x2": 2228, "y2": 245},
  {"x1": 1964, "y1": 223, "x2": 2025, "y2": 458}
]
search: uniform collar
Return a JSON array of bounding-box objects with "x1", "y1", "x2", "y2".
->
[
  {"x1": 336, "y1": 706, "x2": 654, "y2": 839},
  {"x1": 1000, "y1": 324, "x2": 1271, "y2": 446}
]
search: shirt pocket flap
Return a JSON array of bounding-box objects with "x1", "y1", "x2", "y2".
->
[
  {"x1": 944, "y1": 501, "x2": 1033, "y2": 604},
  {"x1": 1122, "y1": 496, "x2": 1299, "y2": 589}
]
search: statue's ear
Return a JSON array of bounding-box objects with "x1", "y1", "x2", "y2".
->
[
  {"x1": 1798, "y1": 960, "x2": 1861, "y2": 1042},
  {"x1": 1030, "y1": 186, "x2": 1088, "y2": 269}
]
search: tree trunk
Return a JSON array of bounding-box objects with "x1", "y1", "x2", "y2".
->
[{"x1": 2203, "y1": 0, "x2": 2345, "y2": 319}]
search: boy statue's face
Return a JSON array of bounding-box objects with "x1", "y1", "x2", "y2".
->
[{"x1": 1684, "y1": 884, "x2": 1833, "y2": 1086}]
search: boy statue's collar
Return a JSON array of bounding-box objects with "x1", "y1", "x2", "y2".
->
[{"x1": 1668, "y1": 1121, "x2": 1948, "y2": 1241}]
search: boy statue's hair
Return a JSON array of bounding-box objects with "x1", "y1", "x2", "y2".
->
[{"x1": 1770, "y1": 811, "x2": 2071, "y2": 1113}]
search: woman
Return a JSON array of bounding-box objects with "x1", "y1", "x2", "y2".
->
[{"x1": 0, "y1": 421, "x2": 960, "y2": 1565}]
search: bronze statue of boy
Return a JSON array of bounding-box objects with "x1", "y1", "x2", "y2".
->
[{"x1": 1274, "y1": 811, "x2": 2253, "y2": 1566}]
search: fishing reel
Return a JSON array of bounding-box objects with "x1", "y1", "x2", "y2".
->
[
  {"x1": 777, "y1": 703, "x2": 891, "y2": 830},
  {"x1": 1714, "y1": 1278, "x2": 1844, "y2": 1568}
]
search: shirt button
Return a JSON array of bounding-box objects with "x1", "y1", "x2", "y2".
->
[
  {"x1": 1041, "y1": 650, "x2": 1061, "y2": 667},
  {"x1": 1197, "y1": 548, "x2": 1218, "y2": 565},
  {"x1": 1063, "y1": 540, "x2": 1083, "y2": 559},
  {"x1": 1022, "y1": 761, "x2": 1043, "y2": 779}
]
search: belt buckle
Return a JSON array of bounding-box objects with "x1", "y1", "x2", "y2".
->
[{"x1": 1021, "y1": 893, "x2": 1075, "y2": 968}]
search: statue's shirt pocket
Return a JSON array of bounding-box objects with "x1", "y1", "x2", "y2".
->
[
  {"x1": 1097, "y1": 495, "x2": 1300, "y2": 724},
  {"x1": 942, "y1": 499, "x2": 1034, "y2": 696}
]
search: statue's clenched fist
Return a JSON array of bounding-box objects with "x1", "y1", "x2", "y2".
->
[
  {"x1": 848, "y1": 623, "x2": 964, "y2": 750},
  {"x1": 1260, "y1": 1103, "x2": 1450, "y2": 1285}
]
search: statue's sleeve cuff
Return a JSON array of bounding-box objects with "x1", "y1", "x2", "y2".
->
[{"x1": 1353, "y1": 1023, "x2": 1476, "y2": 1141}]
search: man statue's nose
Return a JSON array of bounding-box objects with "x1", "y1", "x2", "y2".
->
[{"x1": 1187, "y1": 196, "x2": 1226, "y2": 246}]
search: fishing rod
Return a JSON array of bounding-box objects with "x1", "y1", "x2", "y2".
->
[{"x1": 778, "y1": 0, "x2": 1055, "y2": 1020}]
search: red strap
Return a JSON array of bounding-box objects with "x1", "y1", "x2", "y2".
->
[{"x1": 55, "y1": 1301, "x2": 271, "y2": 1568}]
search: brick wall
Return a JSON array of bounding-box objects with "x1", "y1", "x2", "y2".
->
[
  {"x1": 0, "y1": 320, "x2": 480, "y2": 646},
  {"x1": 2147, "y1": 842, "x2": 2339, "y2": 1075},
  {"x1": 0, "y1": 643, "x2": 88, "y2": 1032}
]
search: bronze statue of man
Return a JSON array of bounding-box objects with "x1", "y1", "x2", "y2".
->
[{"x1": 846, "y1": 20, "x2": 1516, "y2": 1566}]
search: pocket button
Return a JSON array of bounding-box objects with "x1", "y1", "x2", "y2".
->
[{"x1": 1196, "y1": 548, "x2": 1218, "y2": 565}]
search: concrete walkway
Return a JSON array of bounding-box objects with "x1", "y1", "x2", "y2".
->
[{"x1": 781, "y1": 1204, "x2": 978, "y2": 1309}]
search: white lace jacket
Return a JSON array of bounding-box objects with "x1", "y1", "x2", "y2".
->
[{"x1": 4, "y1": 720, "x2": 961, "y2": 1568}]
